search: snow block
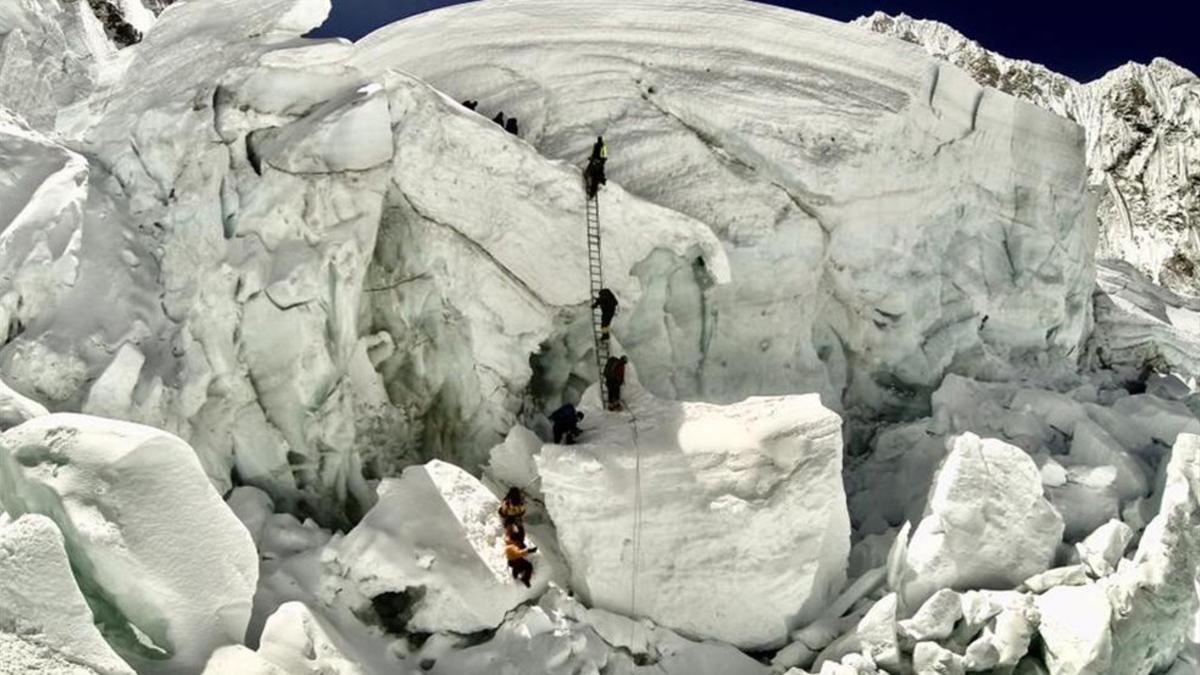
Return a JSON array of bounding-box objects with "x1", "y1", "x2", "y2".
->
[
  {"x1": 537, "y1": 389, "x2": 848, "y2": 650},
  {"x1": 899, "y1": 434, "x2": 1063, "y2": 608},
  {"x1": 0, "y1": 514, "x2": 133, "y2": 675},
  {"x1": 322, "y1": 459, "x2": 549, "y2": 634},
  {"x1": 1036, "y1": 584, "x2": 1112, "y2": 675},
  {"x1": 0, "y1": 413, "x2": 258, "y2": 674}
]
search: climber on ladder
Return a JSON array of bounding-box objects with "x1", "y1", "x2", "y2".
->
[
  {"x1": 605, "y1": 355, "x2": 628, "y2": 411},
  {"x1": 585, "y1": 135, "x2": 608, "y2": 199},
  {"x1": 593, "y1": 288, "x2": 618, "y2": 341}
]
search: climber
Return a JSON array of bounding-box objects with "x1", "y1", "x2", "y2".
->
[
  {"x1": 461, "y1": 100, "x2": 479, "y2": 111},
  {"x1": 504, "y1": 529, "x2": 538, "y2": 588},
  {"x1": 492, "y1": 112, "x2": 506, "y2": 127},
  {"x1": 593, "y1": 288, "x2": 618, "y2": 340},
  {"x1": 505, "y1": 117, "x2": 520, "y2": 136},
  {"x1": 604, "y1": 355, "x2": 628, "y2": 411},
  {"x1": 585, "y1": 135, "x2": 608, "y2": 199},
  {"x1": 548, "y1": 403, "x2": 584, "y2": 444},
  {"x1": 498, "y1": 487, "x2": 527, "y2": 528}
]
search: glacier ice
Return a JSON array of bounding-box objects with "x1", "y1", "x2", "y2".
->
[
  {"x1": 537, "y1": 377, "x2": 848, "y2": 650},
  {"x1": 322, "y1": 459, "x2": 557, "y2": 635},
  {"x1": 0, "y1": 413, "x2": 258, "y2": 673},
  {"x1": 896, "y1": 433, "x2": 1063, "y2": 607},
  {"x1": 0, "y1": 513, "x2": 133, "y2": 675}
]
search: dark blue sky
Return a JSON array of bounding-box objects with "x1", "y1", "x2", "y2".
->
[{"x1": 311, "y1": 0, "x2": 1200, "y2": 82}]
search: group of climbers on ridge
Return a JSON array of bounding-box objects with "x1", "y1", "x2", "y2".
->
[
  {"x1": 461, "y1": 99, "x2": 519, "y2": 135},
  {"x1": 499, "y1": 487, "x2": 537, "y2": 587}
]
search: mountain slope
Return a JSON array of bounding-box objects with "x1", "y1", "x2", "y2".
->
[{"x1": 857, "y1": 12, "x2": 1200, "y2": 296}]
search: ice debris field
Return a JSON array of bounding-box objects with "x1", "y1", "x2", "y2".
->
[{"x1": 2, "y1": 0, "x2": 1200, "y2": 673}]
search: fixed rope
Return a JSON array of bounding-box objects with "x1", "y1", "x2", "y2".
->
[{"x1": 628, "y1": 408, "x2": 643, "y2": 626}]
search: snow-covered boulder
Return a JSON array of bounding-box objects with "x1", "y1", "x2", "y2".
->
[
  {"x1": 0, "y1": 413, "x2": 258, "y2": 673},
  {"x1": 538, "y1": 383, "x2": 848, "y2": 650},
  {"x1": 0, "y1": 513, "x2": 133, "y2": 675},
  {"x1": 254, "y1": 602, "x2": 399, "y2": 675},
  {"x1": 897, "y1": 434, "x2": 1063, "y2": 608},
  {"x1": 1075, "y1": 520, "x2": 1133, "y2": 578},
  {"x1": 322, "y1": 459, "x2": 553, "y2": 635}
]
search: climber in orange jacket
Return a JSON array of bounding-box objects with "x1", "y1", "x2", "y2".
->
[{"x1": 505, "y1": 529, "x2": 538, "y2": 588}]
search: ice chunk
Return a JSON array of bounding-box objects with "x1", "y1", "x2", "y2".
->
[
  {"x1": 1022, "y1": 565, "x2": 1090, "y2": 594},
  {"x1": 1074, "y1": 520, "x2": 1133, "y2": 577},
  {"x1": 1036, "y1": 584, "x2": 1113, "y2": 675},
  {"x1": 0, "y1": 514, "x2": 133, "y2": 675},
  {"x1": 899, "y1": 434, "x2": 1063, "y2": 607},
  {"x1": 1110, "y1": 395, "x2": 1200, "y2": 446},
  {"x1": 912, "y1": 641, "x2": 965, "y2": 675},
  {"x1": 1105, "y1": 434, "x2": 1200, "y2": 673},
  {"x1": 256, "y1": 602, "x2": 399, "y2": 674},
  {"x1": 0, "y1": 413, "x2": 258, "y2": 673},
  {"x1": 537, "y1": 386, "x2": 849, "y2": 650},
  {"x1": 227, "y1": 486, "x2": 275, "y2": 547},
  {"x1": 322, "y1": 460, "x2": 552, "y2": 634},
  {"x1": 899, "y1": 589, "x2": 962, "y2": 643},
  {"x1": 202, "y1": 645, "x2": 287, "y2": 675},
  {"x1": 0, "y1": 376, "x2": 48, "y2": 430},
  {"x1": 1046, "y1": 482, "x2": 1121, "y2": 542}
]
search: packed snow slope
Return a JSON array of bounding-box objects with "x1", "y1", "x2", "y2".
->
[
  {"x1": 356, "y1": 0, "x2": 1096, "y2": 428},
  {"x1": 857, "y1": 12, "x2": 1200, "y2": 299}
]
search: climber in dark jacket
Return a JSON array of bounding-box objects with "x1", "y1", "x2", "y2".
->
[
  {"x1": 585, "y1": 136, "x2": 608, "y2": 199},
  {"x1": 498, "y1": 487, "x2": 527, "y2": 528},
  {"x1": 505, "y1": 117, "x2": 519, "y2": 136},
  {"x1": 593, "y1": 288, "x2": 618, "y2": 340},
  {"x1": 548, "y1": 403, "x2": 584, "y2": 444},
  {"x1": 492, "y1": 111, "x2": 506, "y2": 126},
  {"x1": 604, "y1": 355, "x2": 628, "y2": 411}
]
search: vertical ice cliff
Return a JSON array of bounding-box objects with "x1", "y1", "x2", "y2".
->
[
  {"x1": 858, "y1": 12, "x2": 1200, "y2": 297},
  {"x1": 354, "y1": 0, "x2": 1096, "y2": 428}
]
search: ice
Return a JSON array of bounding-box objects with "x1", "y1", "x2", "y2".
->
[
  {"x1": 1068, "y1": 419, "x2": 1149, "y2": 500},
  {"x1": 1036, "y1": 584, "x2": 1113, "y2": 675},
  {"x1": 1074, "y1": 520, "x2": 1133, "y2": 577},
  {"x1": 912, "y1": 641, "x2": 965, "y2": 675},
  {"x1": 897, "y1": 434, "x2": 1063, "y2": 608},
  {"x1": 898, "y1": 590, "x2": 962, "y2": 643},
  {"x1": 359, "y1": 0, "x2": 1095, "y2": 423},
  {"x1": 424, "y1": 587, "x2": 769, "y2": 675},
  {"x1": 0, "y1": 514, "x2": 133, "y2": 675},
  {"x1": 537, "y1": 380, "x2": 848, "y2": 650},
  {"x1": 1104, "y1": 433, "x2": 1200, "y2": 673},
  {"x1": 0, "y1": 413, "x2": 258, "y2": 673},
  {"x1": 0, "y1": 376, "x2": 47, "y2": 430},
  {"x1": 322, "y1": 459, "x2": 556, "y2": 635}
]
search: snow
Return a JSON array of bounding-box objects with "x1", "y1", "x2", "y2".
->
[
  {"x1": 537, "y1": 378, "x2": 848, "y2": 650},
  {"x1": 322, "y1": 459, "x2": 555, "y2": 635},
  {"x1": 0, "y1": 513, "x2": 133, "y2": 675},
  {"x1": 897, "y1": 433, "x2": 1063, "y2": 608},
  {"x1": 0, "y1": 413, "x2": 258, "y2": 673}
]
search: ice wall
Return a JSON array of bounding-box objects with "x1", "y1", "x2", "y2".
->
[
  {"x1": 0, "y1": 0, "x2": 1095, "y2": 514},
  {"x1": 355, "y1": 0, "x2": 1097, "y2": 424}
]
